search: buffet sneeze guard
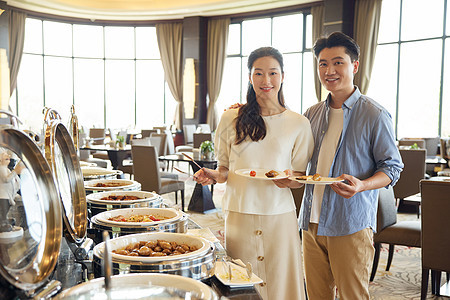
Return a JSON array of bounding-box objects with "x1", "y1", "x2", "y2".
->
[
  {"x1": 0, "y1": 110, "x2": 63, "y2": 298},
  {"x1": 43, "y1": 107, "x2": 92, "y2": 260}
]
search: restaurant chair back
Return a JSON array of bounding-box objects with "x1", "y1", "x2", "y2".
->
[
  {"x1": 131, "y1": 137, "x2": 151, "y2": 146},
  {"x1": 89, "y1": 128, "x2": 109, "y2": 160},
  {"x1": 175, "y1": 125, "x2": 196, "y2": 153},
  {"x1": 150, "y1": 133, "x2": 168, "y2": 156},
  {"x1": 89, "y1": 128, "x2": 106, "y2": 145},
  {"x1": 197, "y1": 123, "x2": 211, "y2": 133},
  {"x1": 370, "y1": 186, "x2": 421, "y2": 282},
  {"x1": 420, "y1": 179, "x2": 450, "y2": 299},
  {"x1": 423, "y1": 137, "x2": 440, "y2": 157},
  {"x1": 183, "y1": 124, "x2": 196, "y2": 145},
  {"x1": 141, "y1": 129, "x2": 159, "y2": 138},
  {"x1": 193, "y1": 133, "x2": 212, "y2": 148},
  {"x1": 163, "y1": 130, "x2": 175, "y2": 155},
  {"x1": 440, "y1": 138, "x2": 450, "y2": 163},
  {"x1": 132, "y1": 145, "x2": 185, "y2": 211},
  {"x1": 398, "y1": 138, "x2": 426, "y2": 149},
  {"x1": 394, "y1": 149, "x2": 426, "y2": 201}
]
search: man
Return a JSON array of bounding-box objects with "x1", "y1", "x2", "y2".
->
[{"x1": 298, "y1": 32, "x2": 403, "y2": 299}]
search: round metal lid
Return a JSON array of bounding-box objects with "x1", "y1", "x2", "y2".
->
[
  {"x1": 55, "y1": 273, "x2": 218, "y2": 300},
  {"x1": 43, "y1": 108, "x2": 87, "y2": 244},
  {"x1": 0, "y1": 118, "x2": 63, "y2": 292}
]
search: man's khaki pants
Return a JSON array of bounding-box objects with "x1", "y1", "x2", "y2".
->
[{"x1": 302, "y1": 223, "x2": 374, "y2": 300}]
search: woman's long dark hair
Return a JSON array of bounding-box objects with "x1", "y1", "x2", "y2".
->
[{"x1": 234, "y1": 47, "x2": 285, "y2": 145}]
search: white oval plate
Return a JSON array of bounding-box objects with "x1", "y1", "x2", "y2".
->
[
  {"x1": 86, "y1": 190, "x2": 158, "y2": 205},
  {"x1": 95, "y1": 207, "x2": 182, "y2": 226},
  {"x1": 215, "y1": 261, "x2": 262, "y2": 287},
  {"x1": 289, "y1": 176, "x2": 344, "y2": 185},
  {"x1": 235, "y1": 168, "x2": 288, "y2": 180},
  {"x1": 84, "y1": 179, "x2": 140, "y2": 191},
  {"x1": 95, "y1": 232, "x2": 210, "y2": 263}
]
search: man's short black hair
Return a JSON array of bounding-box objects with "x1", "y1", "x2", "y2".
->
[{"x1": 313, "y1": 32, "x2": 360, "y2": 62}]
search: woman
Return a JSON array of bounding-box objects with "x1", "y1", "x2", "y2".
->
[
  {"x1": 0, "y1": 149, "x2": 24, "y2": 232},
  {"x1": 194, "y1": 47, "x2": 314, "y2": 299}
]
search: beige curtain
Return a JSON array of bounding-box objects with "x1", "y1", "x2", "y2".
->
[
  {"x1": 311, "y1": 5, "x2": 324, "y2": 102},
  {"x1": 353, "y1": 0, "x2": 382, "y2": 94},
  {"x1": 156, "y1": 22, "x2": 183, "y2": 129},
  {"x1": 8, "y1": 10, "x2": 27, "y2": 96},
  {"x1": 206, "y1": 18, "x2": 230, "y2": 131}
]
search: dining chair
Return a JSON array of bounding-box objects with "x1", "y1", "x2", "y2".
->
[
  {"x1": 394, "y1": 149, "x2": 426, "y2": 216},
  {"x1": 420, "y1": 179, "x2": 450, "y2": 299},
  {"x1": 141, "y1": 129, "x2": 159, "y2": 138},
  {"x1": 193, "y1": 133, "x2": 212, "y2": 148},
  {"x1": 89, "y1": 128, "x2": 106, "y2": 145},
  {"x1": 175, "y1": 124, "x2": 196, "y2": 153},
  {"x1": 78, "y1": 149, "x2": 109, "y2": 168},
  {"x1": 197, "y1": 123, "x2": 211, "y2": 133},
  {"x1": 132, "y1": 145, "x2": 185, "y2": 211},
  {"x1": 370, "y1": 186, "x2": 421, "y2": 282},
  {"x1": 131, "y1": 137, "x2": 151, "y2": 146},
  {"x1": 398, "y1": 138, "x2": 426, "y2": 149},
  {"x1": 150, "y1": 133, "x2": 168, "y2": 156},
  {"x1": 439, "y1": 138, "x2": 450, "y2": 167},
  {"x1": 89, "y1": 128, "x2": 109, "y2": 160},
  {"x1": 120, "y1": 138, "x2": 178, "y2": 179}
]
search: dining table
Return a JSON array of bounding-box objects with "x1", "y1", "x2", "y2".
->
[
  {"x1": 159, "y1": 153, "x2": 217, "y2": 214},
  {"x1": 80, "y1": 144, "x2": 131, "y2": 170},
  {"x1": 425, "y1": 155, "x2": 448, "y2": 176}
]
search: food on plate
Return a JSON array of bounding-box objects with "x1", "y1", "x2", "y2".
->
[
  {"x1": 112, "y1": 240, "x2": 199, "y2": 257},
  {"x1": 100, "y1": 195, "x2": 141, "y2": 201},
  {"x1": 312, "y1": 173, "x2": 321, "y2": 181},
  {"x1": 249, "y1": 170, "x2": 256, "y2": 177},
  {"x1": 296, "y1": 173, "x2": 322, "y2": 181},
  {"x1": 92, "y1": 182, "x2": 129, "y2": 187},
  {"x1": 108, "y1": 214, "x2": 169, "y2": 222},
  {"x1": 264, "y1": 170, "x2": 279, "y2": 178}
]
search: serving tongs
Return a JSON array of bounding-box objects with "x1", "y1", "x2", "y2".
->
[
  {"x1": 181, "y1": 153, "x2": 217, "y2": 184},
  {"x1": 225, "y1": 256, "x2": 253, "y2": 280},
  {"x1": 103, "y1": 231, "x2": 112, "y2": 295}
]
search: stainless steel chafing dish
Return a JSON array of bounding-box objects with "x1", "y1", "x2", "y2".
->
[
  {"x1": 55, "y1": 273, "x2": 219, "y2": 299},
  {"x1": 43, "y1": 107, "x2": 92, "y2": 260},
  {"x1": 81, "y1": 166, "x2": 123, "y2": 181},
  {"x1": 86, "y1": 190, "x2": 162, "y2": 219},
  {"x1": 89, "y1": 207, "x2": 188, "y2": 243},
  {"x1": 0, "y1": 110, "x2": 64, "y2": 298},
  {"x1": 84, "y1": 178, "x2": 141, "y2": 194},
  {"x1": 92, "y1": 232, "x2": 216, "y2": 281}
]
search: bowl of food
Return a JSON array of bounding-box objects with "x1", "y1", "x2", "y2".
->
[
  {"x1": 84, "y1": 179, "x2": 141, "y2": 192},
  {"x1": 86, "y1": 190, "x2": 162, "y2": 220},
  {"x1": 95, "y1": 232, "x2": 211, "y2": 263},
  {"x1": 86, "y1": 190, "x2": 158, "y2": 205},
  {"x1": 81, "y1": 166, "x2": 122, "y2": 180},
  {"x1": 94, "y1": 207, "x2": 183, "y2": 227}
]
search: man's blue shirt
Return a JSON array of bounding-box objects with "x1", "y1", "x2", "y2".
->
[{"x1": 299, "y1": 87, "x2": 403, "y2": 236}]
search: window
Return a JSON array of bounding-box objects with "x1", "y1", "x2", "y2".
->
[
  {"x1": 13, "y1": 18, "x2": 171, "y2": 133},
  {"x1": 217, "y1": 12, "x2": 314, "y2": 114},
  {"x1": 368, "y1": 0, "x2": 450, "y2": 138}
]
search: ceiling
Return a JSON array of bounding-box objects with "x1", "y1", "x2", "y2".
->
[{"x1": 5, "y1": 0, "x2": 313, "y2": 21}]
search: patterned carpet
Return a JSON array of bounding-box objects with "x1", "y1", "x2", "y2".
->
[{"x1": 162, "y1": 173, "x2": 448, "y2": 300}]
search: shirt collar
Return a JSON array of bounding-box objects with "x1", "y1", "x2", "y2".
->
[{"x1": 325, "y1": 86, "x2": 361, "y2": 110}]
